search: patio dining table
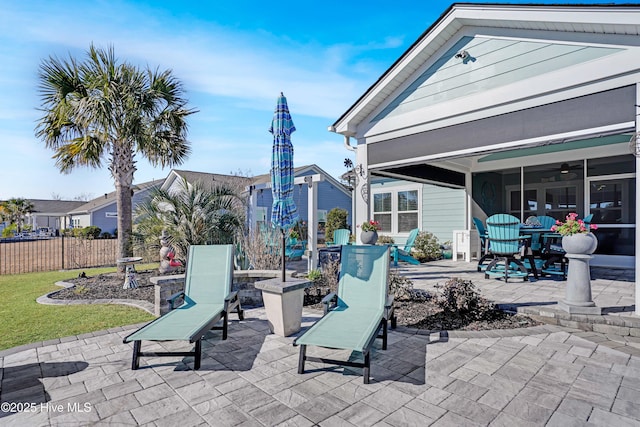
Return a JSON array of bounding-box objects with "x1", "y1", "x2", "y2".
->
[{"x1": 519, "y1": 227, "x2": 567, "y2": 278}]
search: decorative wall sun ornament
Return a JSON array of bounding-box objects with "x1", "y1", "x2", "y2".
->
[{"x1": 629, "y1": 132, "x2": 640, "y2": 157}]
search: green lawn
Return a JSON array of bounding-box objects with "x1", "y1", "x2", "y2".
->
[{"x1": 0, "y1": 265, "x2": 156, "y2": 350}]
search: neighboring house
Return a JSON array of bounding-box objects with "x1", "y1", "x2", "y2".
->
[
  {"x1": 68, "y1": 179, "x2": 164, "y2": 235},
  {"x1": 370, "y1": 177, "x2": 465, "y2": 246},
  {"x1": 332, "y1": 3, "x2": 639, "y2": 272},
  {"x1": 25, "y1": 200, "x2": 85, "y2": 234},
  {"x1": 249, "y1": 164, "x2": 353, "y2": 231},
  {"x1": 163, "y1": 165, "x2": 353, "y2": 234},
  {"x1": 161, "y1": 170, "x2": 252, "y2": 198}
]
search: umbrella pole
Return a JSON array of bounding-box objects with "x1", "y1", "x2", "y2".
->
[{"x1": 281, "y1": 229, "x2": 286, "y2": 282}]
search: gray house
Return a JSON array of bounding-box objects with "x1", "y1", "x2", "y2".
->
[
  {"x1": 25, "y1": 199, "x2": 85, "y2": 234},
  {"x1": 249, "y1": 165, "x2": 353, "y2": 231},
  {"x1": 163, "y1": 165, "x2": 353, "y2": 234},
  {"x1": 68, "y1": 179, "x2": 164, "y2": 235}
]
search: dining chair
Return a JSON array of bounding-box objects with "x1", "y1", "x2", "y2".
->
[
  {"x1": 473, "y1": 217, "x2": 493, "y2": 271},
  {"x1": 483, "y1": 214, "x2": 531, "y2": 282}
]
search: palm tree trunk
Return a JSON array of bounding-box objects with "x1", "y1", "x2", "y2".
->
[
  {"x1": 111, "y1": 142, "x2": 136, "y2": 271},
  {"x1": 116, "y1": 183, "x2": 133, "y2": 266}
]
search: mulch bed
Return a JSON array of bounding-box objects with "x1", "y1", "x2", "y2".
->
[{"x1": 52, "y1": 271, "x2": 541, "y2": 331}]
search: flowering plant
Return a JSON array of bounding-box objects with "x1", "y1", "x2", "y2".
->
[
  {"x1": 359, "y1": 220, "x2": 381, "y2": 232},
  {"x1": 551, "y1": 213, "x2": 597, "y2": 236}
]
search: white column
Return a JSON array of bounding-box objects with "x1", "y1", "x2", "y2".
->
[
  {"x1": 465, "y1": 170, "x2": 473, "y2": 230},
  {"x1": 635, "y1": 83, "x2": 640, "y2": 316},
  {"x1": 354, "y1": 142, "x2": 370, "y2": 244},
  {"x1": 306, "y1": 177, "x2": 318, "y2": 271},
  {"x1": 248, "y1": 185, "x2": 258, "y2": 234}
]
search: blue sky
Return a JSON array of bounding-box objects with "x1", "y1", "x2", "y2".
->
[{"x1": 0, "y1": 0, "x2": 613, "y2": 200}]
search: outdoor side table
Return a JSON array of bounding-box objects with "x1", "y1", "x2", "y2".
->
[
  {"x1": 254, "y1": 277, "x2": 312, "y2": 337},
  {"x1": 117, "y1": 257, "x2": 143, "y2": 289}
]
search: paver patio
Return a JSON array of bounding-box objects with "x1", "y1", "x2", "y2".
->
[{"x1": 1, "y1": 260, "x2": 639, "y2": 426}]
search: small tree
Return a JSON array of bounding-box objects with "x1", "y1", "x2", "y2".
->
[
  {"x1": 133, "y1": 177, "x2": 243, "y2": 264},
  {"x1": 325, "y1": 208, "x2": 348, "y2": 244}
]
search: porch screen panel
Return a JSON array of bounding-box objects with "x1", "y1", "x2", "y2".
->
[
  {"x1": 368, "y1": 86, "x2": 635, "y2": 166},
  {"x1": 587, "y1": 155, "x2": 635, "y2": 256}
]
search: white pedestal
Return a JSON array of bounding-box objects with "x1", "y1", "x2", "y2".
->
[
  {"x1": 255, "y1": 277, "x2": 312, "y2": 337},
  {"x1": 452, "y1": 230, "x2": 480, "y2": 262}
]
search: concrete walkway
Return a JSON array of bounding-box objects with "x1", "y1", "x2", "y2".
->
[{"x1": 1, "y1": 260, "x2": 639, "y2": 426}]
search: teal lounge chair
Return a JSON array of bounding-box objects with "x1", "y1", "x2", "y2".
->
[
  {"x1": 294, "y1": 245, "x2": 395, "y2": 384},
  {"x1": 327, "y1": 228, "x2": 351, "y2": 246},
  {"x1": 123, "y1": 245, "x2": 243, "y2": 370},
  {"x1": 391, "y1": 228, "x2": 420, "y2": 266}
]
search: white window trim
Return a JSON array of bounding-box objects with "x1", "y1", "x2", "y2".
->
[{"x1": 371, "y1": 184, "x2": 422, "y2": 235}]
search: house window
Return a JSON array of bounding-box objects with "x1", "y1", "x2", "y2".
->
[
  {"x1": 373, "y1": 187, "x2": 420, "y2": 234},
  {"x1": 373, "y1": 193, "x2": 392, "y2": 232},
  {"x1": 397, "y1": 190, "x2": 419, "y2": 232},
  {"x1": 105, "y1": 212, "x2": 117, "y2": 218}
]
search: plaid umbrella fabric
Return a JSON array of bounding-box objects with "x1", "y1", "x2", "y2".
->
[
  {"x1": 270, "y1": 92, "x2": 299, "y2": 232},
  {"x1": 270, "y1": 92, "x2": 299, "y2": 281}
]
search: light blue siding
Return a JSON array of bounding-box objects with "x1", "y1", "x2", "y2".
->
[
  {"x1": 374, "y1": 36, "x2": 621, "y2": 121},
  {"x1": 371, "y1": 178, "x2": 465, "y2": 245},
  {"x1": 421, "y1": 185, "x2": 466, "y2": 244}
]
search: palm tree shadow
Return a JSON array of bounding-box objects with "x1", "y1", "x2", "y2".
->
[{"x1": 0, "y1": 361, "x2": 89, "y2": 419}]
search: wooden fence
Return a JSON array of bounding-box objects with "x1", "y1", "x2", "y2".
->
[{"x1": 0, "y1": 237, "x2": 121, "y2": 275}]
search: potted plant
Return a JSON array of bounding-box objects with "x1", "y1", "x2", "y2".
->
[
  {"x1": 551, "y1": 213, "x2": 600, "y2": 314},
  {"x1": 551, "y1": 213, "x2": 598, "y2": 254},
  {"x1": 359, "y1": 220, "x2": 381, "y2": 245},
  {"x1": 289, "y1": 229, "x2": 300, "y2": 245}
]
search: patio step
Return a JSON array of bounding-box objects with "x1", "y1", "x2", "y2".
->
[{"x1": 499, "y1": 303, "x2": 640, "y2": 337}]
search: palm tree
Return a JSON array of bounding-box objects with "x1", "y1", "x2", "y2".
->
[
  {"x1": 35, "y1": 45, "x2": 195, "y2": 262},
  {"x1": 0, "y1": 198, "x2": 34, "y2": 231},
  {"x1": 133, "y1": 177, "x2": 244, "y2": 264}
]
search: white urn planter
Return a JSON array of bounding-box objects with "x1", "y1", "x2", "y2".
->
[{"x1": 558, "y1": 233, "x2": 601, "y2": 315}]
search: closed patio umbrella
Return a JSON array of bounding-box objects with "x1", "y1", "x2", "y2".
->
[{"x1": 270, "y1": 92, "x2": 299, "y2": 281}]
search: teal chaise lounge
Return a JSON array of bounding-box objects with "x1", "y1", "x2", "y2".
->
[
  {"x1": 293, "y1": 245, "x2": 395, "y2": 384},
  {"x1": 123, "y1": 244, "x2": 243, "y2": 370}
]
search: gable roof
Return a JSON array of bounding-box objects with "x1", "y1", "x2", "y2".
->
[
  {"x1": 68, "y1": 179, "x2": 165, "y2": 215},
  {"x1": 163, "y1": 170, "x2": 253, "y2": 192},
  {"x1": 250, "y1": 164, "x2": 352, "y2": 196},
  {"x1": 166, "y1": 165, "x2": 352, "y2": 197},
  {"x1": 28, "y1": 199, "x2": 85, "y2": 215},
  {"x1": 331, "y1": 3, "x2": 640, "y2": 137}
]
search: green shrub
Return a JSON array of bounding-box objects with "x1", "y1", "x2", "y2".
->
[
  {"x1": 377, "y1": 235, "x2": 395, "y2": 245},
  {"x1": 307, "y1": 269, "x2": 322, "y2": 282},
  {"x1": 78, "y1": 226, "x2": 101, "y2": 239},
  {"x1": 435, "y1": 278, "x2": 494, "y2": 319},
  {"x1": 2, "y1": 223, "x2": 17, "y2": 238},
  {"x1": 325, "y1": 208, "x2": 348, "y2": 244},
  {"x1": 412, "y1": 231, "x2": 441, "y2": 262},
  {"x1": 389, "y1": 271, "x2": 430, "y2": 302},
  {"x1": 100, "y1": 231, "x2": 112, "y2": 239}
]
